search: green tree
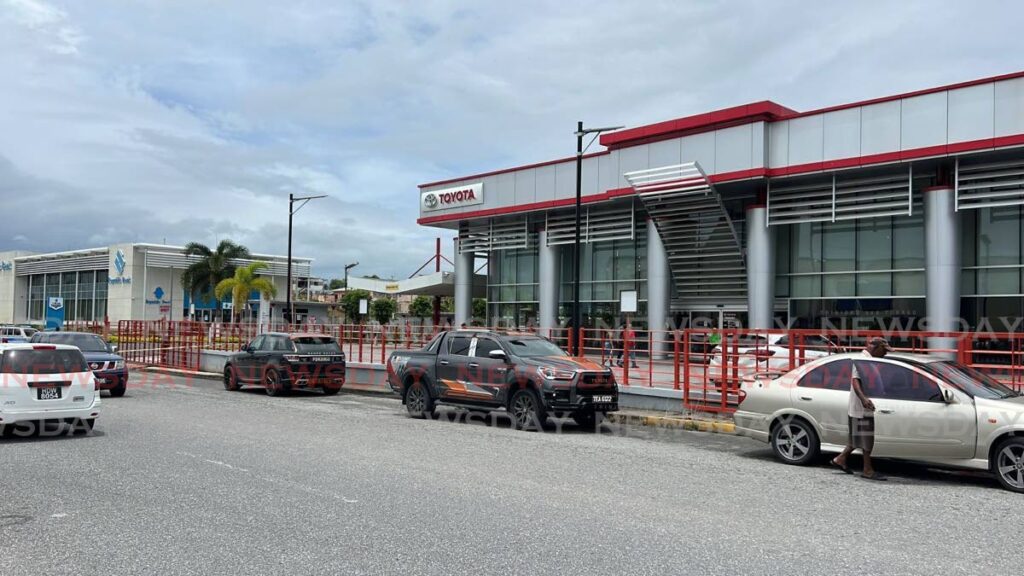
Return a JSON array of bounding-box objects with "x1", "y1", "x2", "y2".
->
[
  {"x1": 180, "y1": 240, "x2": 251, "y2": 318},
  {"x1": 214, "y1": 262, "x2": 278, "y2": 322},
  {"x1": 341, "y1": 289, "x2": 371, "y2": 323},
  {"x1": 328, "y1": 278, "x2": 346, "y2": 290},
  {"x1": 370, "y1": 298, "x2": 396, "y2": 326},
  {"x1": 472, "y1": 298, "x2": 487, "y2": 322},
  {"x1": 408, "y1": 295, "x2": 433, "y2": 320},
  {"x1": 440, "y1": 296, "x2": 454, "y2": 313}
]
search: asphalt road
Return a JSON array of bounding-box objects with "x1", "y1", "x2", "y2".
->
[{"x1": 1, "y1": 373, "x2": 1017, "y2": 575}]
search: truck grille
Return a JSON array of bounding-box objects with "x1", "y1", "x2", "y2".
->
[{"x1": 578, "y1": 372, "x2": 615, "y2": 393}]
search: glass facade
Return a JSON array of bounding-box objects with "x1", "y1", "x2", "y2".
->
[
  {"x1": 25, "y1": 270, "x2": 108, "y2": 322},
  {"x1": 471, "y1": 198, "x2": 1024, "y2": 332},
  {"x1": 486, "y1": 225, "x2": 648, "y2": 329}
]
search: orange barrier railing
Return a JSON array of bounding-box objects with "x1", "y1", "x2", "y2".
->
[{"x1": 114, "y1": 320, "x2": 1024, "y2": 413}]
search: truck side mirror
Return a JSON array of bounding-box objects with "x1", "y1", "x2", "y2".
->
[{"x1": 489, "y1": 349, "x2": 509, "y2": 362}]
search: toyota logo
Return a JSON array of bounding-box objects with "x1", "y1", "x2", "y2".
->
[{"x1": 423, "y1": 193, "x2": 439, "y2": 209}]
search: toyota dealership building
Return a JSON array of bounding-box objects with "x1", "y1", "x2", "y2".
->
[{"x1": 418, "y1": 71, "x2": 1024, "y2": 335}]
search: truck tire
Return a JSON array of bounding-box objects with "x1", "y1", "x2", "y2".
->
[
  {"x1": 510, "y1": 389, "x2": 546, "y2": 431},
  {"x1": 405, "y1": 380, "x2": 435, "y2": 419}
]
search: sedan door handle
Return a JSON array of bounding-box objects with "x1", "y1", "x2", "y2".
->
[
  {"x1": 798, "y1": 396, "x2": 813, "y2": 401},
  {"x1": 467, "y1": 362, "x2": 479, "y2": 368},
  {"x1": 879, "y1": 409, "x2": 895, "y2": 414},
  {"x1": 439, "y1": 360, "x2": 450, "y2": 366}
]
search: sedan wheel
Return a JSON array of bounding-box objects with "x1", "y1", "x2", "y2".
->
[
  {"x1": 770, "y1": 417, "x2": 820, "y2": 466},
  {"x1": 994, "y1": 438, "x2": 1024, "y2": 493},
  {"x1": 224, "y1": 366, "x2": 241, "y2": 391}
]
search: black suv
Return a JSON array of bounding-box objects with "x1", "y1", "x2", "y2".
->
[{"x1": 224, "y1": 332, "x2": 346, "y2": 396}]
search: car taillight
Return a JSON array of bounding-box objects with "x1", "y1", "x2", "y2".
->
[
  {"x1": 33, "y1": 344, "x2": 56, "y2": 350},
  {"x1": 738, "y1": 388, "x2": 747, "y2": 404}
]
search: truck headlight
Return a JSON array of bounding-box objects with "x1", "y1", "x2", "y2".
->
[
  {"x1": 538, "y1": 366, "x2": 576, "y2": 380},
  {"x1": 114, "y1": 361, "x2": 125, "y2": 370}
]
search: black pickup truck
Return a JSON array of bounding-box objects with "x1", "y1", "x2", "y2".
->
[{"x1": 386, "y1": 330, "x2": 618, "y2": 429}]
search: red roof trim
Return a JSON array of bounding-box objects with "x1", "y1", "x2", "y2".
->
[
  {"x1": 418, "y1": 135, "x2": 1024, "y2": 225},
  {"x1": 599, "y1": 101, "x2": 796, "y2": 149},
  {"x1": 777, "y1": 70, "x2": 1024, "y2": 120},
  {"x1": 418, "y1": 151, "x2": 610, "y2": 189}
]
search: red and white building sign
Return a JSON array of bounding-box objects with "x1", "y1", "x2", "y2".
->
[{"x1": 420, "y1": 182, "x2": 484, "y2": 212}]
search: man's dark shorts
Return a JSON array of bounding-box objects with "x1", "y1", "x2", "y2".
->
[{"x1": 849, "y1": 416, "x2": 875, "y2": 452}]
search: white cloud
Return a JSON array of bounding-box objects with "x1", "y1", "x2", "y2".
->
[{"x1": 0, "y1": 0, "x2": 1021, "y2": 279}]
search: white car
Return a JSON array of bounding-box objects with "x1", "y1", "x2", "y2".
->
[
  {"x1": 0, "y1": 343, "x2": 101, "y2": 435},
  {"x1": 733, "y1": 352, "x2": 1024, "y2": 493},
  {"x1": 708, "y1": 333, "x2": 840, "y2": 385},
  {"x1": 1, "y1": 325, "x2": 38, "y2": 344}
]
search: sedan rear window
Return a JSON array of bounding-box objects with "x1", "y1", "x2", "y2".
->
[
  {"x1": 1, "y1": 349, "x2": 89, "y2": 374},
  {"x1": 292, "y1": 337, "x2": 341, "y2": 353}
]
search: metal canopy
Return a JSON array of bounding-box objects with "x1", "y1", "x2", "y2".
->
[
  {"x1": 625, "y1": 162, "x2": 746, "y2": 301},
  {"x1": 955, "y1": 156, "x2": 1024, "y2": 210}
]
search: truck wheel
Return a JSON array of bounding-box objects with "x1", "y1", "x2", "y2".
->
[
  {"x1": 321, "y1": 384, "x2": 342, "y2": 396},
  {"x1": 572, "y1": 411, "x2": 603, "y2": 430},
  {"x1": 109, "y1": 379, "x2": 127, "y2": 397},
  {"x1": 510, "y1": 389, "x2": 546, "y2": 431},
  {"x1": 405, "y1": 380, "x2": 435, "y2": 419},
  {"x1": 264, "y1": 368, "x2": 286, "y2": 397}
]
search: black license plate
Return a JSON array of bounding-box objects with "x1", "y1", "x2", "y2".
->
[{"x1": 38, "y1": 387, "x2": 62, "y2": 400}]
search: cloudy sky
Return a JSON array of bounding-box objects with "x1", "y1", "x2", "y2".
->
[{"x1": 1, "y1": 0, "x2": 1020, "y2": 279}]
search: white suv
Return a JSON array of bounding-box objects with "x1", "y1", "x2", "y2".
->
[{"x1": 0, "y1": 343, "x2": 101, "y2": 435}]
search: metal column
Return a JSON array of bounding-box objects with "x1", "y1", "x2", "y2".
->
[
  {"x1": 745, "y1": 205, "x2": 775, "y2": 329},
  {"x1": 538, "y1": 230, "x2": 560, "y2": 337},
  {"x1": 454, "y1": 239, "x2": 473, "y2": 327},
  {"x1": 646, "y1": 219, "x2": 671, "y2": 358},
  {"x1": 924, "y1": 186, "x2": 961, "y2": 358}
]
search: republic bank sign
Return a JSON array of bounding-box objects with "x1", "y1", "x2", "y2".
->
[{"x1": 421, "y1": 183, "x2": 483, "y2": 212}]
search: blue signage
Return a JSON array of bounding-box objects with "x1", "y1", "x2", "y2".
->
[
  {"x1": 45, "y1": 297, "x2": 65, "y2": 331},
  {"x1": 0, "y1": 261, "x2": 12, "y2": 272},
  {"x1": 145, "y1": 286, "x2": 170, "y2": 305},
  {"x1": 109, "y1": 248, "x2": 132, "y2": 284}
]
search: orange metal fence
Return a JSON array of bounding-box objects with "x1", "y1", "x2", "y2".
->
[{"x1": 112, "y1": 320, "x2": 1024, "y2": 414}]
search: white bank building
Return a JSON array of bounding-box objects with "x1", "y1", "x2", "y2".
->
[{"x1": 0, "y1": 243, "x2": 312, "y2": 325}]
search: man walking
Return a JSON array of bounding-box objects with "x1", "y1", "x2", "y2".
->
[{"x1": 831, "y1": 337, "x2": 891, "y2": 481}]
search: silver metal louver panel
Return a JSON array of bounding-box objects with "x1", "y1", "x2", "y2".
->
[
  {"x1": 956, "y1": 156, "x2": 1024, "y2": 210},
  {"x1": 143, "y1": 252, "x2": 310, "y2": 277},
  {"x1": 624, "y1": 162, "x2": 747, "y2": 301},
  {"x1": 15, "y1": 253, "x2": 109, "y2": 276},
  {"x1": 545, "y1": 204, "x2": 634, "y2": 246},
  {"x1": 767, "y1": 167, "x2": 913, "y2": 225},
  {"x1": 458, "y1": 218, "x2": 529, "y2": 253}
]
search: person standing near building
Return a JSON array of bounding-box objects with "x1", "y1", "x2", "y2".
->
[{"x1": 831, "y1": 337, "x2": 891, "y2": 481}]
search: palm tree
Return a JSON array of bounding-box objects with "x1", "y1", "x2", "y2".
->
[
  {"x1": 180, "y1": 240, "x2": 251, "y2": 320},
  {"x1": 215, "y1": 262, "x2": 278, "y2": 323}
]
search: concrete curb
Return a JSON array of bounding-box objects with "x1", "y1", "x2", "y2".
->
[
  {"x1": 607, "y1": 413, "x2": 735, "y2": 434},
  {"x1": 140, "y1": 366, "x2": 394, "y2": 396}
]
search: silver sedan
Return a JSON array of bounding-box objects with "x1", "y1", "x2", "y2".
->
[{"x1": 733, "y1": 352, "x2": 1024, "y2": 493}]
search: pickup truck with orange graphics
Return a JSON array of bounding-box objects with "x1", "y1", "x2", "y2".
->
[{"x1": 386, "y1": 330, "x2": 618, "y2": 430}]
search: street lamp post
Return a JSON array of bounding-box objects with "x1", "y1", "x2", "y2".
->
[
  {"x1": 344, "y1": 262, "x2": 359, "y2": 291},
  {"x1": 287, "y1": 193, "x2": 327, "y2": 324},
  {"x1": 572, "y1": 122, "x2": 623, "y2": 355}
]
